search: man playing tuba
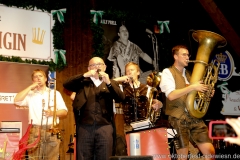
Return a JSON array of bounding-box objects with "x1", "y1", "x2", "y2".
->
[{"x1": 160, "y1": 45, "x2": 215, "y2": 160}]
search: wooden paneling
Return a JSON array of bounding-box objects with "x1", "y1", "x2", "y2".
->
[{"x1": 56, "y1": 0, "x2": 95, "y2": 159}]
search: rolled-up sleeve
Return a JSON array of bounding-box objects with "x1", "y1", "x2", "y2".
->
[
  {"x1": 14, "y1": 95, "x2": 29, "y2": 107},
  {"x1": 160, "y1": 68, "x2": 175, "y2": 98}
]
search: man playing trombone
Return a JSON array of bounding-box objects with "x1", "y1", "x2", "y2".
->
[{"x1": 14, "y1": 69, "x2": 68, "y2": 160}]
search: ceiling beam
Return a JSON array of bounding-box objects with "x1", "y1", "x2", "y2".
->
[{"x1": 199, "y1": 0, "x2": 240, "y2": 57}]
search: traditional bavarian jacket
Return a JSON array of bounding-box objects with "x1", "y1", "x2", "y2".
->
[{"x1": 121, "y1": 83, "x2": 149, "y2": 124}]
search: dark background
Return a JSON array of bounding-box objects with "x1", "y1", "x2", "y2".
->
[{"x1": 98, "y1": 0, "x2": 240, "y2": 120}]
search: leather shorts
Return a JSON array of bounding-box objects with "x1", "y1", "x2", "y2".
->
[{"x1": 168, "y1": 115, "x2": 212, "y2": 149}]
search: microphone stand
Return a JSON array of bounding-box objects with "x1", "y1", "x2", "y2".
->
[
  {"x1": 66, "y1": 134, "x2": 74, "y2": 160},
  {"x1": 154, "y1": 34, "x2": 159, "y2": 72},
  {"x1": 146, "y1": 28, "x2": 159, "y2": 72}
]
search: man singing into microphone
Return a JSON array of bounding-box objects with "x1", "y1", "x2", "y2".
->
[
  {"x1": 115, "y1": 62, "x2": 162, "y2": 130},
  {"x1": 113, "y1": 62, "x2": 163, "y2": 155},
  {"x1": 63, "y1": 57, "x2": 125, "y2": 160}
]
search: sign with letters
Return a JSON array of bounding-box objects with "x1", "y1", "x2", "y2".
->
[
  {"x1": 0, "y1": 5, "x2": 53, "y2": 60},
  {"x1": 212, "y1": 50, "x2": 240, "y2": 115}
]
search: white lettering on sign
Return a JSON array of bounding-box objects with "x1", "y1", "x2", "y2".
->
[{"x1": 101, "y1": 19, "x2": 117, "y2": 25}]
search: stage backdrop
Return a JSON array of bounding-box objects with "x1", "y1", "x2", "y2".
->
[
  {"x1": 100, "y1": 16, "x2": 240, "y2": 117},
  {"x1": 0, "y1": 61, "x2": 49, "y2": 136},
  {"x1": 101, "y1": 19, "x2": 157, "y2": 84}
]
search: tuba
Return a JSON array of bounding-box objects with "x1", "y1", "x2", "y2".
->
[
  {"x1": 186, "y1": 30, "x2": 227, "y2": 118},
  {"x1": 146, "y1": 71, "x2": 161, "y2": 123}
]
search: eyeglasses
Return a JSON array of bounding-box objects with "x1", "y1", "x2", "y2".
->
[
  {"x1": 88, "y1": 63, "x2": 105, "y2": 67},
  {"x1": 180, "y1": 53, "x2": 191, "y2": 58}
]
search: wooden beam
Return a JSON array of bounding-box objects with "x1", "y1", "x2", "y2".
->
[{"x1": 199, "y1": 0, "x2": 240, "y2": 57}]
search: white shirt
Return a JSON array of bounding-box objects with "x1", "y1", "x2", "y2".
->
[
  {"x1": 90, "y1": 77, "x2": 102, "y2": 87},
  {"x1": 15, "y1": 87, "x2": 68, "y2": 125},
  {"x1": 160, "y1": 67, "x2": 189, "y2": 97}
]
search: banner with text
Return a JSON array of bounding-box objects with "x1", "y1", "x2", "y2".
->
[{"x1": 0, "y1": 5, "x2": 53, "y2": 60}]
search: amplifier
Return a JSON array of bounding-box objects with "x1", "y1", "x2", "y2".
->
[{"x1": 109, "y1": 156, "x2": 153, "y2": 160}]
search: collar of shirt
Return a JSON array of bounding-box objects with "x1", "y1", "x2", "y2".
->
[{"x1": 90, "y1": 77, "x2": 102, "y2": 87}]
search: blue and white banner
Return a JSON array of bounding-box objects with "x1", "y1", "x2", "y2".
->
[{"x1": 212, "y1": 50, "x2": 240, "y2": 115}]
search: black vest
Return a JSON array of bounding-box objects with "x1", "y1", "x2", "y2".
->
[{"x1": 79, "y1": 82, "x2": 112, "y2": 125}]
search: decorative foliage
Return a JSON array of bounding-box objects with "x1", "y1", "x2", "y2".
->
[
  {"x1": 54, "y1": 49, "x2": 66, "y2": 65},
  {"x1": 0, "y1": 0, "x2": 66, "y2": 13},
  {"x1": 90, "y1": 18, "x2": 105, "y2": 58},
  {"x1": 52, "y1": 12, "x2": 66, "y2": 71},
  {"x1": 52, "y1": 9, "x2": 66, "y2": 23},
  {"x1": 157, "y1": 21, "x2": 170, "y2": 34},
  {"x1": 0, "y1": 1, "x2": 67, "y2": 71},
  {"x1": 90, "y1": 10, "x2": 104, "y2": 24}
]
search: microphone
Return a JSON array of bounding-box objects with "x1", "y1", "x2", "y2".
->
[
  {"x1": 146, "y1": 28, "x2": 153, "y2": 35},
  {"x1": 129, "y1": 77, "x2": 133, "y2": 83},
  {"x1": 97, "y1": 69, "x2": 102, "y2": 80}
]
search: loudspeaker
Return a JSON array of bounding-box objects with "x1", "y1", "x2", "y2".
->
[{"x1": 109, "y1": 156, "x2": 153, "y2": 160}]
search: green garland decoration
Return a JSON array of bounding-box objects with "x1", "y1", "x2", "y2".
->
[
  {"x1": 0, "y1": 1, "x2": 66, "y2": 71},
  {"x1": 90, "y1": 17, "x2": 104, "y2": 58}
]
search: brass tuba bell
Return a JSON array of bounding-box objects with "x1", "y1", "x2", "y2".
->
[{"x1": 186, "y1": 30, "x2": 227, "y2": 118}]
